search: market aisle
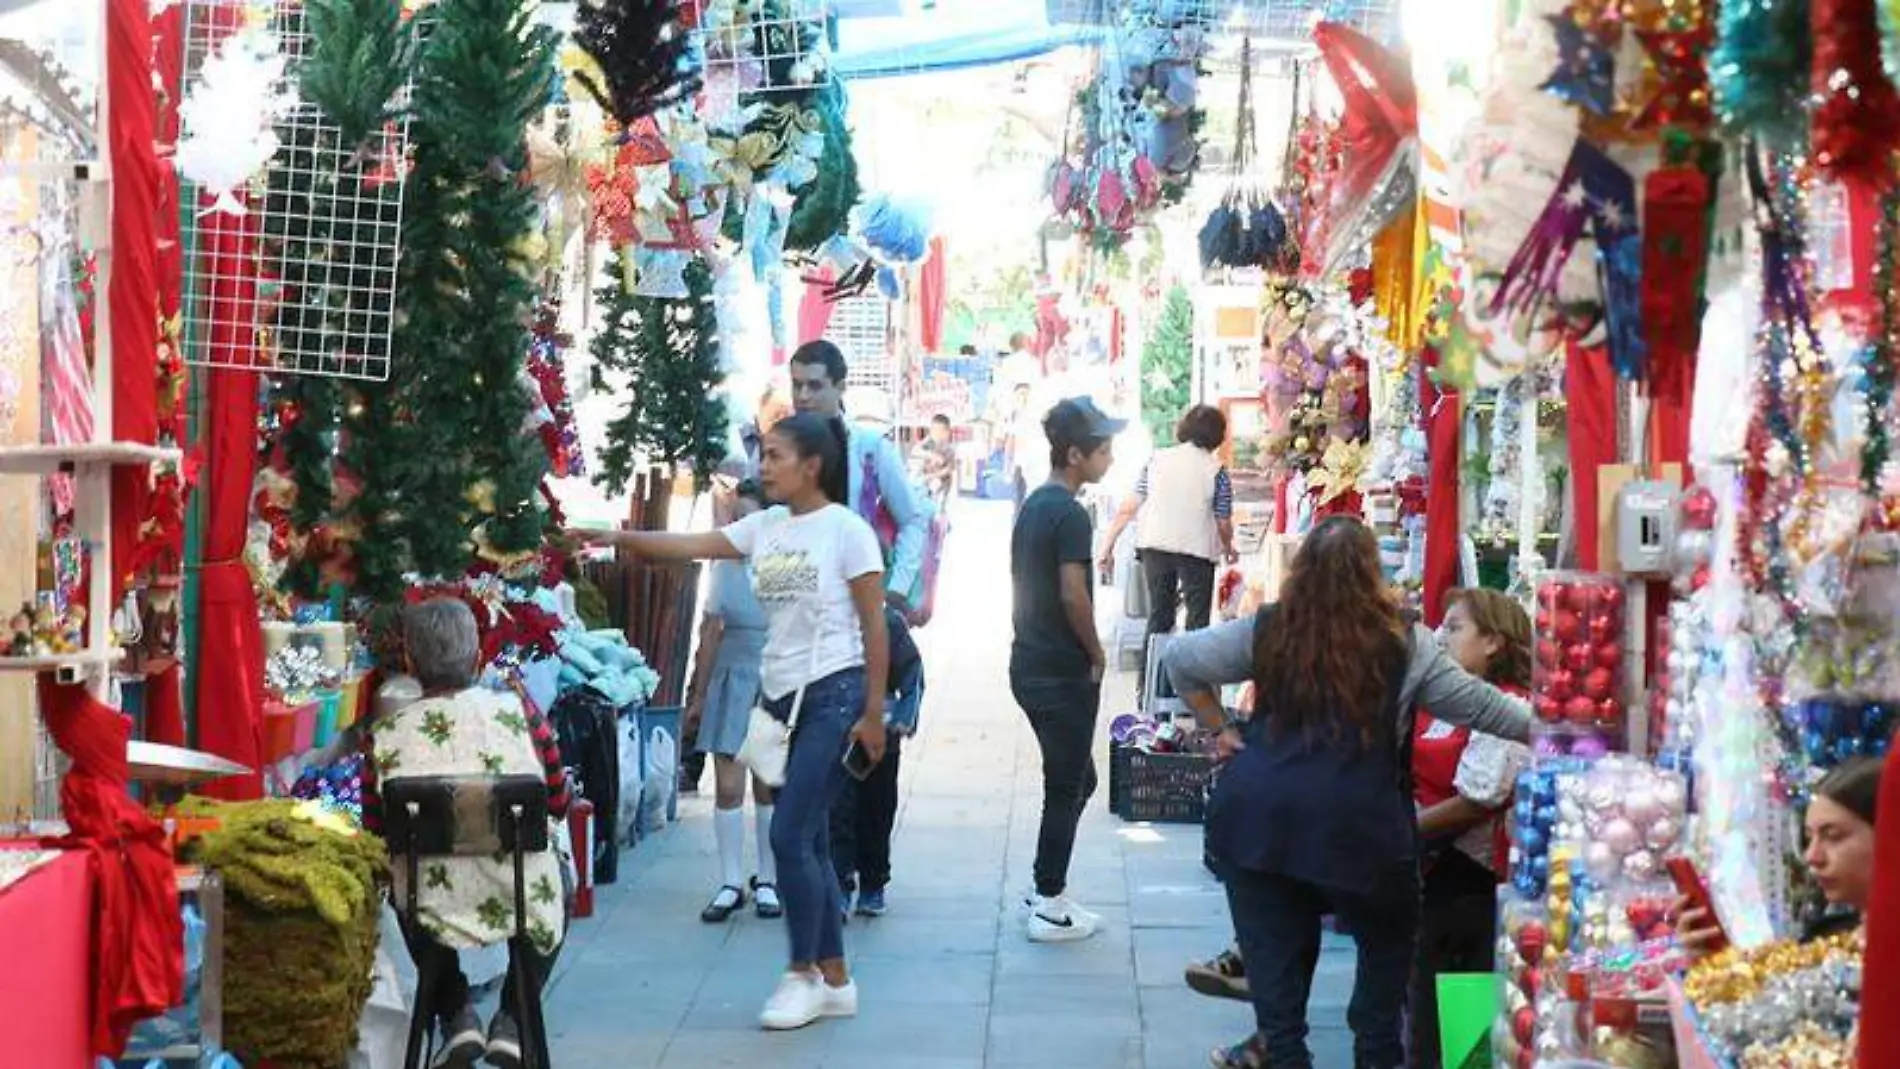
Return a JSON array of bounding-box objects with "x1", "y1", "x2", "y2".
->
[{"x1": 541, "y1": 500, "x2": 1360, "y2": 1068}]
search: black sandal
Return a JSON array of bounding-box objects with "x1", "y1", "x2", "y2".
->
[
  {"x1": 700, "y1": 885, "x2": 746, "y2": 923},
  {"x1": 751, "y1": 876, "x2": 783, "y2": 919}
]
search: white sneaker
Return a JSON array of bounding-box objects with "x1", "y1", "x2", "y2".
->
[
  {"x1": 760, "y1": 972, "x2": 827, "y2": 1030},
  {"x1": 1027, "y1": 894, "x2": 1101, "y2": 943},
  {"x1": 821, "y1": 978, "x2": 859, "y2": 1018}
]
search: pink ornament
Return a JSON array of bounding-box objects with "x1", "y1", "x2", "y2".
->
[
  {"x1": 1645, "y1": 817, "x2": 1680, "y2": 850},
  {"x1": 1623, "y1": 788, "x2": 1663, "y2": 825},
  {"x1": 1622, "y1": 849, "x2": 1658, "y2": 881},
  {"x1": 1655, "y1": 778, "x2": 1687, "y2": 815},
  {"x1": 1585, "y1": 841, "x2": 1619, "y2": 882},
  {"x1": 1537, "y1": 639, "x2": 1561, "y2": 669},
  {"x1": 1602, "y1": 817, "x2": 1642, "y2": 855}
]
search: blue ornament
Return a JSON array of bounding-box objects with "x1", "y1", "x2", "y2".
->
[{"x1": 1542, "y1": 14, "x2": 1618, "y2": 115}]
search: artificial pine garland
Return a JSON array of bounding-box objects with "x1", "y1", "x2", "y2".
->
[
  {"x1": 590, "y1": 250, "x2": 730, "y2": 495},
  {"x1": 261, "y1": 0, "x2": 411, "y2": 598},
  {"x1": 343, "y1": 0, "x2": 557, "y2": 599}
]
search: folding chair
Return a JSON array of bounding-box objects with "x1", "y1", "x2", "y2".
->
[{"x1": 385, "y1": 775, "x2": 553, "y2": 1069}]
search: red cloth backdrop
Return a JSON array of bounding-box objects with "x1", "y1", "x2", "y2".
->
[
  {"x1": 1858, "y1": 744, "x2": 1900, "y2": 1065},
  {"x1": 189, "y1": 197, "x2": 265, "y2": 799},
  {"x1": 107, "y1": 0, "x2": 160, "y2": 605},
  {"x1": 0, "y1": 850, "x2": 93, "y2": 1066},
  {"x1": 1566, "y1": 338, "x2": 1619, "y2": 571},
  {"x1": 1420, "y1": 359, "x2": 1461, "y2": 627},
  {"x1": 141, "y1": 0, "x2": 188, "y2": 747},
  {"x1": 37, "y1": 675, "x2": 183, "y2": 1056},
  {"x1": 918, "y1": 237, "x2": 946, "y2": 353}
]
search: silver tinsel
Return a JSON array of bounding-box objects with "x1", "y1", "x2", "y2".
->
[
  {"x1": 265, "y1": 644, "x2": 338, "y2": 699},
  {"x1": 1700, "y1": 958, "x2": 1861, "y2": 1059}
]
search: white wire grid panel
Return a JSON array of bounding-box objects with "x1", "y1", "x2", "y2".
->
[
  {"x1": 177, "y1": 0, "x2": 410, "y2": 381},
  {"x1": 826, "y1": 293, "x2": 894, "y2": 394},
  {"x1": 1047, "y1": 0, "x2": 1400, "y2": 41},
  {"x1": 692, "y1": 0, "x2": 829, "y2": 124}
]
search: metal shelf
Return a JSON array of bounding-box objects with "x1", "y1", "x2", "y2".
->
[{"x1": 0, "y1": 441, "x2": 180, "y2": 476}]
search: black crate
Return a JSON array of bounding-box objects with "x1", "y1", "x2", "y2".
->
[
  {"x1": 1109, "y1": 744, "x2": 1134, "y2": 817},
  {"x1": 1120, "y1": 749, "x2": 1215, "y2": 825}
]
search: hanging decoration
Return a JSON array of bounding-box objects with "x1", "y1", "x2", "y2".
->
[
  {"x1": 1810, "y1": 0, "x2": 1900, "y2": 187},
  {"x1": 1641, "y1": 136, "x2": 1716, "y2": 399},
  {"x1": 1199, "y1": 38, "x2": 1292, "y2": 272},
  {"x1": 1542, "y1": 9, "x2": 1619, "y2": 115},
  {"x1": 1631, "y1": 23, "x2": 1715, "y2": 133},
  {"x1": 1300, "y1": 23, "x2": 1417, "y2": 280},
  {"x1": 571, "y1": 0, "x2": 704, "y2": 123},
  {"x1": 1711, "y1": 0, "x2": 1813, "y2": 147},
  {"x1": 1489, "y1": 139, "x2": 1635, "y2": 321},
  {"x1": 172, "y1": 29, "x2": 297, "y2": 217}
]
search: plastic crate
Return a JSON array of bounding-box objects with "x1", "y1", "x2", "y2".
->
[
  {"x1": 1109, "y1": 744, "x2": 1134, "y2": 817},
  {"x1": 1120, "y1": 749, "x2": 1215, "y2": 824}
]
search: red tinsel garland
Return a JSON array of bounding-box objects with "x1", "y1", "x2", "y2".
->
[
  {"x1": 1811, "y1": 0, "x2": 1900, "y2": 189},
  {"x1": 1640, "y1": 159, "x2": 1711, "y2": 404}
]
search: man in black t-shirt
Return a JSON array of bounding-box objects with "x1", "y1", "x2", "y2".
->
[{"x1": 1009, "y1": 396, "x2": 1124, "y2": 944}]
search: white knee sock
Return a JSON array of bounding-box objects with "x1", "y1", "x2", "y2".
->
[
  {"x1": 714, "y1": 806, "x2": 745, "y2": 889},
  {"x1": 755, "y1": 804, "x2": 778, "y2": 884}
]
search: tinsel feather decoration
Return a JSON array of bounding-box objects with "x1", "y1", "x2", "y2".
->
[
  {"x1": 1810, "y1": 0, "x2": 1900, "y2": 187},
  {"x1": 1641, "y1": 143, "x2": 1714, "y2": 401},
  {"x1": 1711, "y1": 0, "x2": 1812, "y2": 147},
  {"x1": 572, "y1": 0, "x2": 703, "y2": 123}
]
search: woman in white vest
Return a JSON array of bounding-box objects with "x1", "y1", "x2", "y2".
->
[{"x1": 1099, "y1": 404, "x2": 1239, "y2": 687}]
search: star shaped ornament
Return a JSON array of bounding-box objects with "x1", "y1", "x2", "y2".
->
[
  {"x1": 1542, "y1": 12, "x2": 1618, "y2": 115},
  {"x1": 1631, "y1": 25, "x2": 1713, "y2": 132}
]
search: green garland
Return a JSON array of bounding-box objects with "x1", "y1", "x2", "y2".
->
[
  {"x1": 784, "y1": 78, "x2": 860, "y2": 253},
  {"x1": 1866, "y1": 185, "x2": 1899, "y2": 494},
  {"x1": 181, "y1": 799, "x2": 385, "y2": 1069}
]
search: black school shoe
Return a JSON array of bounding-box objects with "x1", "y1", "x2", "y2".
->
[
  {"x1": 701, "y1": 884, "x2": 746, "y2": 923},
  {"x1": 751, "y1": 876, "x2": 784, "y2": 919}
]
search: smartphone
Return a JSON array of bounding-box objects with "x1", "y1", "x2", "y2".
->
[
  {"x1": 843, "y1": 739, "x2": 876, "y2": 781},
  {"x1": 1666, "y1": 856, "x2": 1729, "y2": 953}
]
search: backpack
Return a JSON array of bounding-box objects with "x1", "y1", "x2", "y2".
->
[{"x1": 859, "y1": 446, "x2": 948, "y2": 626}]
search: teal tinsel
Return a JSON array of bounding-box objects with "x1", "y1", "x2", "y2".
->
[
  {"x1": 1882, "y1": 0, "x2": 1900, "y2": 88},
  {"x1": 1711, "y1": 0, "x2": 1813, "y2": 148}
]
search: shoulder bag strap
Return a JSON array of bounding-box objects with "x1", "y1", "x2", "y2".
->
[{"x1": 1390, "y1": 627, "x2": 1419, "y2": 798}]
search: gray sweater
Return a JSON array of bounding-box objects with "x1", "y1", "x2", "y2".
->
[{"x1": 1164, "y1": 618, "x2": 1534, "y2": 743}]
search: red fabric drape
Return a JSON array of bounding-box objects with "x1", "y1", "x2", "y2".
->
[
  {"x1": 1858, "y1": 744, "x2": 1900, "y2": 1065},
  {"x1": 107, "y1": 0, "x2": 161, "y2": 606},
  {"x1": 1566, "y1": 339, "x2": 1619, "y2": 571},
  {"x1": 1421, "y1": 367, "x2": 1461, "y2": 627},
  {"x1": 36, "y1": 676, "x2": 183, "y2": 1056},
  {"x1": 795, "y1": 267, "x2": 837, "y2": 356},
  {"x1": 918, "y1": 237, "x2": 946, "y2": 353},
  {"x1": 189, "y1": 196, "x2": 265, "y2": 799}
]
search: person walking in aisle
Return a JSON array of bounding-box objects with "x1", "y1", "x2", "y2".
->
[
  {"x1": 684, "y1": 479, "x2": 784, "y2": 923},
  {"x1": 1011, "y1": 396, "x2": 1126, "y2": 943},
  {"x1": 1165, "y1": 517, "x2": 1532, "y2": 1069},
  {"x1": 1097, "y1": 403, "x2": 1240, "y2": 689},
  {"x1": 788, "y1": 341, "x2": 930, "y2": 620},
  {"x1": 570, "y1": 413, "x2": 889, "y2": 1032},
  {"x1": 829, "y1": 603, "x2": 924, "y2": 918}
]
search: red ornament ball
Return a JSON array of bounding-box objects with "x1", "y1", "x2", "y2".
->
[
  {"x1": 1513, "y1": 1006, "x2": 1535, "y2": 1045},
  {"x1": 1680, "y1": 486, "x2": 1717, "y2": 530},
  {"x1": 1559, "y1": 584, "x2": 1591, "y2": 613},
  {"x1": 1516, "y1": 922, "x2": 1548, "y2": 964},
  {"x1": 1563, "y1": 644, "x2": 1594, "y2": 673},
  {"x1": 1596, "y1": 697, "x2": 1625, "y2": 725},
  {"x1": 1554, "y1": 610, "x2": 1585, "y2": 644},
  {"x1": 1537, "y1": 640, "x2": 1562, "y2": 669},
  {"x1": 1533, "y1": 694, "x2": 1564, "y2": 722},
  {"x1": 1545, "y1": 669, "x2": 1578, "y2": 701},
  {"x1": 1583, "y1": 667, "x2": 1617, "y2": 701},
  {"x1": 1597, "y1": 584, "x2": 1627, "y2": 613},
  {"x1": 1594, "y1": 643, "x2": 1623, "y2": 671},
  {"x1": 1587, "y1": 613, "x2": 1620, "y2": 644},
  {"x1": 1565, "y1": 695, "x2": 1598, "y2": 724}
]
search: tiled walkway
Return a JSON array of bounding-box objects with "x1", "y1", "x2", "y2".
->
[{"x1": 543, "y1": 501, "x2": 1360, "y2": 1068}]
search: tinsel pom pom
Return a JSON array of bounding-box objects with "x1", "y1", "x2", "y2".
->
[
  {"x1": 573, "y1": 0, "x2": 704, "y2": 124},
  {"x1": 1711, "y1": 0, "x2": 1812, "y2": 147},
  {"x1": 1811, "y1": 0, "x2": 1900, "y2": 187}
]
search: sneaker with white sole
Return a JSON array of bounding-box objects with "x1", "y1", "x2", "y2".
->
[
  {"x1": 1026, "y1": 894, "x2": 1101, "y2": 943},
  {"x1": 431, "y1": 1005, "x2": 485, "y2": 1068},
  {"x1": 760, "y1": 971, "x2": 828, "y2": 1030},
  {"x1": 821, "y1": 978, "x2": 859, "y2": 1018}
]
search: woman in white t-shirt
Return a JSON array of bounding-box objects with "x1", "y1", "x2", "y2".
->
[{"x1": 571, "y1": 412, "x2": 890, "y2": 1033}]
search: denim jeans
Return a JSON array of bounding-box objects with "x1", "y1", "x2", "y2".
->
[
  {"x1": 1224, "y1": 863, "x2": 1420, "y2": 1069},
  {"x1": 830, "y1": 733, "x2": 901, "y2": 895},
  {"x1": 765, "y1": 667, "x2": 863, "y2": 965},
  {"x1": 1010, "y1": 673, "x2": 1101, "y2": 898}
]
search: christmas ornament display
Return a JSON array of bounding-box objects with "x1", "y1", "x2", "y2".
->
[
  {"x1": 1560, "y1": 755, "x2": 1688, "y2": 889},
  {"x1": 1532, "y1": 573, "x2": 1630, "y2": 742}
]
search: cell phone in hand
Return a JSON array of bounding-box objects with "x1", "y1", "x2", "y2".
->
[
  {"x1": 843, "y1": 739, "x2": 876, "y2": 781},
  {"x1": 1666, "y1": 856, "x2": 1729, "y2": 953}
]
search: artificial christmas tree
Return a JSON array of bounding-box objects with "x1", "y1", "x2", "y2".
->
[
  {"x1": 340, "y1": 0, "x2": 558, "y2": 599},
  {"x1": 590, "y1": 251, "x2": 729, "y2": 498},
  {"x1": 1141, "y1": 284, "x2": 1194, "y2": 443}
]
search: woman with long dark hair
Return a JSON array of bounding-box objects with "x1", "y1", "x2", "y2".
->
[
  {"x1": 1164, "y1": 517, "x2": 1532, "y2": 1069},
  {"x1": 571, "y1": 412, "x2": 890, "y2": 1032}
]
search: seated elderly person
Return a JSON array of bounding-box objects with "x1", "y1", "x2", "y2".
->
[{"x1": 360, "y1": 597, "x2": 570, "y2": 1069}]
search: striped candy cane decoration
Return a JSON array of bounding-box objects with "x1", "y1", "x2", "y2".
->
[{"x1": 42, "y1": 246, "x2": 96, "y2": 516}]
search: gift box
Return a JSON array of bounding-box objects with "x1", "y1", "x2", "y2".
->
[
  {"x1": 312, "y1": 689, "x2": 343, "y2": 748},
  {"x1": 291, "y1": 700, "x2": 319, "y2": 753}
]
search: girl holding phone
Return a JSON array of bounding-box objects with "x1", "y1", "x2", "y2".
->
[{"x1": 571, "y1": 412, "x2": 889, "y2": 1032}]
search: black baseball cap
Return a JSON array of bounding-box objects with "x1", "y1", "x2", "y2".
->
[{"x1": 1044, "y1": 396, "x2": 1129, "y2": 449}]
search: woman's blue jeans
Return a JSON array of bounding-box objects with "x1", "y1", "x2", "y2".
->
[{"x1": 765, "y1": 667, "x2": 863, "y2": 965}]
